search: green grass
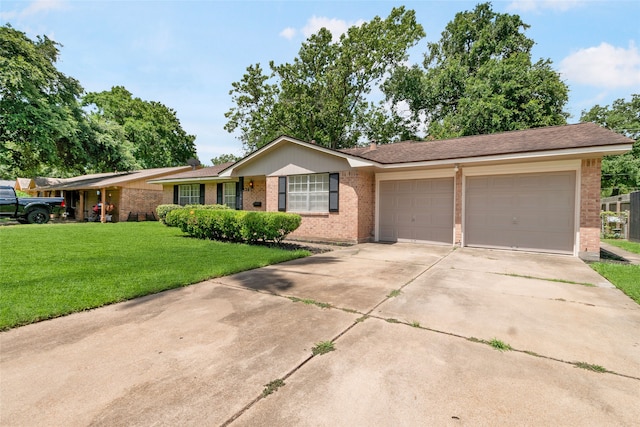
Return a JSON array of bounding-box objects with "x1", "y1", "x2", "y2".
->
[
  {"x1": 591, "y1": 263, "x2": 640, "y2": 304},
  {"x1": 489, "y1": 338, "x2": 513, "y2": 352},
  {"x1": 603, "y1": 239, "x2": 640, "y2": 255},
  {"x1": 574, "y1": 362, "x2": 607, "y2": 373},
  {"x1": 0, "y1": 222, "x2": 309, "y2": 330},
  {"x1": 311, "y1": 341, "x2": 335, "y2": 355},
  {"x1": 262, "y1": 378, "x2": 285, "y2": 397}
]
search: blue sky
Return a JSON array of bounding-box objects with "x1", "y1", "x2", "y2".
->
[{"x1": 2, "y1": 0, "x2": 639, "y2": 164}]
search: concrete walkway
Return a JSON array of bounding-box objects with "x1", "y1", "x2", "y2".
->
[{"x1": 1, "y1": 244, "x2": 639, "y2": 426}]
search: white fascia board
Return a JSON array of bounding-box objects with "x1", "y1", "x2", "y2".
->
[
  {"x1": 147, "y1": 177, "x2": 234, "y2": 184},
  {"x1": 374, "y1": 144, "x2": 633, "y2": 170}
]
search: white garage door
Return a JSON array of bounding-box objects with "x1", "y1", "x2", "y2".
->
[
  {"x1": 465, "y1": 171, "x2": 576, "y2": 254},
  {"x1": 379, "y1": 178, "x2": 454, "y2": 244}
]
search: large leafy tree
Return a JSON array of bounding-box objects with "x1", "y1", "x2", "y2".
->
[
  {"x1": 383, "y1": 2, "x2": 569, "y2": 139},
  {"x1": 225, "y1": 7, "x2": 425, "y2": 152},
  {"x1": 581, "y1": 94, "x2": 640, "y2": 196},
  {"x1": 0, "y1": 25, "x2": 92, "y2": 178},
  {"x1": 83, "y1": 86, "x2": 197, "y2": 169}
]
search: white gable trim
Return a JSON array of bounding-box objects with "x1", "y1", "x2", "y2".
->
[{"x1": 218, "y1": 136, "x2": 378, "y2": 177}]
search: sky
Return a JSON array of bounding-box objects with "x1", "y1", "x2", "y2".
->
[{"x1": 2, "y1": 0, "x2": 640, "y2": 165}]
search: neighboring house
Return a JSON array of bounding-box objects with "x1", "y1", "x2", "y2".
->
[
  {"x1": 36, "y1": 167, "x2": 191, "y2": 222},
  {"x1": 149, "y1": 123, "x2": 633, "y2": 260},
  {"x1": 0, "y1": 180, "x2": 15, "y2": 188}
]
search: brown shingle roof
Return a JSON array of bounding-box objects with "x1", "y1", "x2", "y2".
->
[
  {"x1": 340, "y1": 123, "x2": 633, "y2": 164},
  {"x1": 155, "y1": 162, "x2": 235, "y2": 180}
]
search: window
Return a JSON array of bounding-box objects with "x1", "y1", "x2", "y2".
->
[
  {"x1": 288, "y1": 174, "x2": 329, "y2": 212},
  {"x1": 223, "y1": 182, "x2": 236, "y2": 208},
  {"x1": 178, "y1": 184, "x2": 200, "y2": 205}
]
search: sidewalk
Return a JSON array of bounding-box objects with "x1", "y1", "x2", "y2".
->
[{"x1": 600, "y1": 241, "x2": 640, "y2": 265}]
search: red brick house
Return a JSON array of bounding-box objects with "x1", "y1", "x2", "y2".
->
[
  {"x1": 149, "y1": 123, "x2": 633, "y2": 260},
  {"x1": 37, "y1": 166, "x2": 191, "y2": 222}
]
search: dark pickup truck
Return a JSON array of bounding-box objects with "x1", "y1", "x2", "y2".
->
[{"x1": 0, "y1": 186, "x2": 66, "y2": 224}]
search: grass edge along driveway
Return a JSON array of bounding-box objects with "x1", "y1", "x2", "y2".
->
[
  {"x1": 0, "y1": 222, "x2": 309, "y2": 330},
  {"x1": 591, "y1": 239, "x2": 640, "y2": 305}
]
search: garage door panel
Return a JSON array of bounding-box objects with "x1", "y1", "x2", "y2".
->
[
  {"x1": 379, "y1": 177, "x2": 454, "y2": 244},
  {"x1": 465, "y1": 171, "x2": 576, "y2": 254}
]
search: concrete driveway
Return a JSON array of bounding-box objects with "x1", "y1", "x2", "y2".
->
[{"x1": 1, "y1": 244, "x2": 639, "y2": 426}]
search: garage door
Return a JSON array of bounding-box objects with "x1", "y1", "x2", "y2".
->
[
  {"x1": 465, "y1": 171, "x2": 576, "y2": 254},
  {"x1": 379, "y1": 178, "x2": 454, "y2": 244}
]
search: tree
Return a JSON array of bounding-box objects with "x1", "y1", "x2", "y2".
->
[
  {"x1": 383, "y1": 2, "x2": 569, "y2": 139},
  {"x1": 83, "y1": 86, "x2": 197, "y2": 169},
  {"x1": 225, "y1": 7, "x2": 425, "y2": 152},
  {"x1": 581, "y1": 94, "x2": 640, "y2": 196},
  {"x1": 0, "y1": 25, "x2": 91, "y2": 178},
  {"x1": 211, "y1": 153, "x2": 241, "y2": 165}
]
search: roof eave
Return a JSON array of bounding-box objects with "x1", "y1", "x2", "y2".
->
[
  {"x1": 374, "y1": 144, "x2": 634, "y2": 169},
  {"x1": 147, "y1": 176, "x2": 237, "y2": 184}
]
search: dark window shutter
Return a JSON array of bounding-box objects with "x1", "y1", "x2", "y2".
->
[
  {"x1": 278, "y1": 176, "x2": 287, "y2": 211},
  {"x1": 199, "y1": 184, "x2": 205, "y2": 204},
  {"x1": 173, "y1": 185, "x2": 179, "y2": 204},
  {"x1": 216, "y1": 183, "x2": 223, "y2": 205},
  {"x1": 329, "y1": 173, "x2": 339, "y2": 212},
  {"x1": 236, "y1": 177, "x2": 243, "y2": 210}
]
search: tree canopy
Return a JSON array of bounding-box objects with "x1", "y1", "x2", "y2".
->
[
  {"x1": 0, "y1": 25, "x2": 91, "y2": 178},
  {"x1": 581, "y1": 94, "x2": 640, "y2": 196},
  {"x1": 0, "y1": 25, "x2": 197, "y2": 179},
  {"x1": 383, "y1": 2, "x2": 569, "y2": 139},
  {"x1": 83, "y1": 86, "x2": 197, "y2": 170},
  {"x1": 225, "y1": 7, "x2": 425, "y2": 152}
]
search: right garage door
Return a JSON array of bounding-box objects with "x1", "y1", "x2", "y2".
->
[{"x1": 465, "y1": 171, "x2": 576, "y2": 254}]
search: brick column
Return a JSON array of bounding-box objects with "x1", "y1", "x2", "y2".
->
[{"x1": 579, "y1": 158, "x2": 602, "y2": 261}]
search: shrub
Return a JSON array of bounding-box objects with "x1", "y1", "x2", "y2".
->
[
  {"x1": 156, "y1": 204, "x2": 182, "y2": 225},
  {"x1": 167, "y1": 208, "x2": 301, "y2": 244}
]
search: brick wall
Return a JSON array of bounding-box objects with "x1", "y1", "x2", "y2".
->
[
  {"x1": 454, "y1": 168, "x2": 463, "y2": 245},
  {"x1": 118, "y1": 188, "x2": 164, "y2": 220},
  {"x1": 266, "y1": 171, "x2": 374, "y2": 243},
  {"x1": 242, "y1": 177, "x2": 267, "y2": 211},
  {"x1": 579, "y1": 158, "x2": 602, "y2": 260}
]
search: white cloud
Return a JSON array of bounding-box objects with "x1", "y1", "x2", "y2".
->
[
  {"x1": 21, "y1": 0, "x2": 66, "y2": 17},
  {"x1": 0, "y1": 0, "x2": 66, "y2": 20},
  {"x1": 301, "y1": 16, "x2": 366, "y2": 40},
  {"x1": 279, "y1": 27, "x2": 297, "y2": 40},
  {"x1": 507, "y1": 0, "x2": 583, "y2": 12},
  {"x1": 560, "y1": 41, "x2": 640, "y2": 88}
]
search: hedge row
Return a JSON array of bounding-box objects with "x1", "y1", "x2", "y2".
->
[
  {"x1": 164, "y1": 208, "x2": 301, "y2": 244},
  {"x1": 156, "y1": 203, "x2": 229, "y2": 224}
]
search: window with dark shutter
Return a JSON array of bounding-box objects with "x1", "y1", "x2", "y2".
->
[
  {"x1": 329, "y1": 173, "x2": 339, "y2": 212},
  {"x1": 278, "y1": 176, "x2": 287, "y2": 211},
  {"x1": 216, "y1": 183, "x2": 223, "y2": 205},
  {"x1": 173, "y1": 185, "x2": 179, "y2": 204},
  {"x1": 199, "y1": 184, "x2": 205, "y2": 204},
  {"x1": 236, "y1": 177, "x2": 243, "y2": 210}
]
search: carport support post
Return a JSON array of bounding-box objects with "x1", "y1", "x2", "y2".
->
[{"x1": 100, "y1": 188, "x2": 106, "y2": 223}]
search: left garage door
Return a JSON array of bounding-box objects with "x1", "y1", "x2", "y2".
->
[{"x1": 379, "y1": 178, "x2": 454, "y2": 244}]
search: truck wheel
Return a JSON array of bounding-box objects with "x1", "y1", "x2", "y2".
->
[{"x1": 27, "y1": 208, "x2": 50, "y2": 224}]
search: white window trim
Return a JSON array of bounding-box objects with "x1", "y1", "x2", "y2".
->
[
  {"x1": 287, "y1": 173, "x2": 329, "y2": 213},
  {"x1": 223, "y1": 182, "x2": 236, "y2": 208},
  {"x1": 178, "y1": 183, "x2": 200, "y2": 206}
]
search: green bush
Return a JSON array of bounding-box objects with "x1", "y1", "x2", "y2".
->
[
  {"x1": 156, "y1": 204, "x2": 182, "y2": 224},
  {"x1": 165, "y1": 208, "x2": 301, "y2": 244},
  {"x1": 160, "y1": 204, "x2": 230, "y2": 226}
]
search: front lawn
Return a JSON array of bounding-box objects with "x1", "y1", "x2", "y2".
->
[
  {"x1": 591, "y1": 263, "x2": 640, "y2": 304},
  {"x1": 592, "y1": 239, "x2": 640, "y2": 305},
  {"x1": 602, "y1": 239, "x2": 640, "y2": 255},
  {"x1": 0, "y1": 222, "x2": 309, "y2": 330}
]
